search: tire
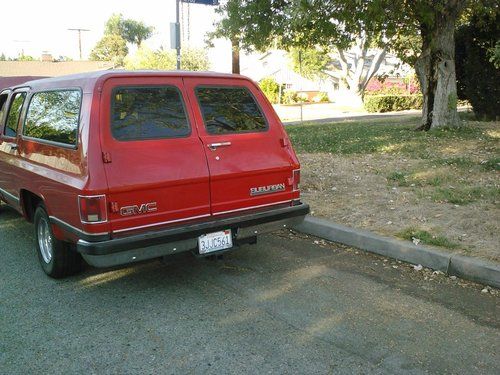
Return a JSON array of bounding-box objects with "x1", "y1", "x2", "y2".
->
[{"x1": 34, "y1": 204, "x2": 83, "y2": 278}]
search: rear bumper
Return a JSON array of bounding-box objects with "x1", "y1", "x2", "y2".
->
[{"x1": 76, "y1": 203, "x2": 309, "y2": 267}]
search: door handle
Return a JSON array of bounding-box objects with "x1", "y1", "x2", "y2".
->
[
  {"x1": 7, "y1": 143, "x2": 18, "y2": 151},
  {"x1": 207, "y1": 142, "x2": 231, "y2": 151}
]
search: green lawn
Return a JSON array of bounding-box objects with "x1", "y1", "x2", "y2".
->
[
  {"x1": 286, "y1": 115, "x2": 498, "y2": 157},
  {"x1": 286, "y1": 115, "x2": 499, "y2": 205}
]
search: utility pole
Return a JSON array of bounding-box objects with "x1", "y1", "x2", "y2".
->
[
  {"x1": 176, "y1": 0, "x2": 181, "y2": 69},
  {"x1": 68, "y1": 28, "x2": 90, "y2": 60}
]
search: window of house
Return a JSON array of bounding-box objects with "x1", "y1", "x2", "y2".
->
[
  {"x1": 111, "y1": 86, "x2": 190, "y2": 141},
  {"x1": 196, "y1": 86, "x2": 268, "y2": 134},
  {"x1": 24, "y1": 90, "x2": 81, "y2": 146}
]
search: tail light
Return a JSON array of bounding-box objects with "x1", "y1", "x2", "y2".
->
[
  {"x1": 78, "y1": 195, "x2": 107, "y2": 223},
  {"x1": 293, "y1": 169, "x2": 301, "y2": 191}
]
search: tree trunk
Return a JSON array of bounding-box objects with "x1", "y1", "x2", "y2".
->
[
  {"x1": 415, "y1": 7, "x2": 461, "y2": 130},
  {"x1": 336, "y1": 48, "x2": 363, "y2": 107},
  {"x1": 231, "y1": 38, "x2": 240, "y2": 74}
]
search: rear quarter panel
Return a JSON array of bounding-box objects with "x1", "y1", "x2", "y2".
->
[{"x1": 16, "y1": 90, "x2": 110, "y2": 238}]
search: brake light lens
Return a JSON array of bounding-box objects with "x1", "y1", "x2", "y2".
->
[
  {"x1": 78, "y1": 195, "x2": 107, "y2": 223},
  {"x1": 293, "y1": 169, "x2": 301, "y2": 191}
]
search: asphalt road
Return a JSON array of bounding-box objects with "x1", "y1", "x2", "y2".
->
[{"x1": 1, "y1": 205, "x2": 499, "y2": 374}]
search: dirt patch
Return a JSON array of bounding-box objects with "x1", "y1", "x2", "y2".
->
[{"x1": 299, "y1": 152, "x2": 500, "y2": 263}]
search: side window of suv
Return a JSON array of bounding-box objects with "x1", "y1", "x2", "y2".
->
[
  {"x1": 4, "y1": 92, "x2": 26, "y2": 137},
  {"x1": 196, "y1": 86, "x2": 268, "y2": 134},
  {"x1": 111, "y1": 86, "x2": 190, "y2": 141},
  {"x1": 24, "y1": 90, "x2": 81, "y2": 146},
  {"x1": 0, "y1": 93, "x2": 9, "y2": 125}
]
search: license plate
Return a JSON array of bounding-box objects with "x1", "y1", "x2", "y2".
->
[{"x1": 198, "y1": 229, "x2": 233, "y2": 254}]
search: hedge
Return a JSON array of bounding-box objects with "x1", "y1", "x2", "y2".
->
[{"x1": 364, "y1": 94, "x2": 423, "y2": 113}]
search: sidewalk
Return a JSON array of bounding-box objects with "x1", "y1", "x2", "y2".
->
[
  {"x1": 275, "y1": 103, "x2": 471, "y2": 125},
  {"x1": 273, "y1": 102, "x2": 422, "y2": 124}
]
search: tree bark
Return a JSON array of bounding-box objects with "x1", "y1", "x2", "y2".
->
[
  {"x1": 415, "y1": 4, "x2": 463, "y2": 130},
  {"x1": 231, "y1": 38, "x2": 240, "y2": 74}
]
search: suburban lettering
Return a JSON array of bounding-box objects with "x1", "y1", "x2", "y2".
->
[{"x1": 250, "y1": 183, "x2": 286, "y2": 196}]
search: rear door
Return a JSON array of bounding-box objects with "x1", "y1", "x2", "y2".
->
[
  {"x1": 184, "y1": 77, "x2": 297, "y2": 216},
  {"x1": 100, "y1": 76, "x2": 211, "y2": 234}
]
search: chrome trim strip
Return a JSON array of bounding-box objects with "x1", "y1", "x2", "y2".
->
[
  {"x1": 212, "y1": 200, "x2": 292, "y2": 216},
  {"x1": 49, "y1": 216, "x2": 109, "y2": 237},
  {"x1": 112, "y1": 213, "x2": 212, "y2": 234},
  {"x1": 0, "y1": 187, "x2": 20, "y2": 204}
]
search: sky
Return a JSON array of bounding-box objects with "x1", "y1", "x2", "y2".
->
[{"x1": 0, "y1": 0, "x2": 233, "y2": 71}]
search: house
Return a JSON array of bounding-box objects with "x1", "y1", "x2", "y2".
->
[
  {"x1": 240, "y1": 48, "x2": 413, "y2": 103},
  {"x1": 0, "y1": 58, "x2": 114, "y2": 90},
  {"x1": 241, "y1": 50, "x2": 333, "y2": 100}
]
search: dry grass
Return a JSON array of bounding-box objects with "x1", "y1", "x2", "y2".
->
[{"x1": 292, "y1": 117, "x2": 499, "y2": 262}]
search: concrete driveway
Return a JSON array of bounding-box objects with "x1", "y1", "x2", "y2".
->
[{"x1": 1, "y1": 205, "x2": 499, "y2": 374}]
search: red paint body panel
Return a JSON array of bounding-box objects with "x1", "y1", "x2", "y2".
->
[
  {"x1": 0, "y1": 71, "x2": 302, "y2": 242},
  {"x1": 99, "y1": 76, "x2": 211, "y2": 234},
  {"x1": 184, "y1": 77, "x2": 300, "y2": 215}
]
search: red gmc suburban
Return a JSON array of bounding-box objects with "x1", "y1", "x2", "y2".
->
[{"x1": 0, "y1": 71, "x2": 309, "y2": 278}]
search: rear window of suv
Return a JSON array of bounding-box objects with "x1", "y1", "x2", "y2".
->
[
  {"x1": 196, "y1": 86, "x2": 268, "y2": 134},
  {"x1": 111, "y1": 86, "x2": 190, "y2": 141}
]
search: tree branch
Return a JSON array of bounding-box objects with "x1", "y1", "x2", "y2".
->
[{"x1": 360, "y1": 45, "x2": 388, "y2": 91}]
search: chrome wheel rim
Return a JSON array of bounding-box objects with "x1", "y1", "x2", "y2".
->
[{"x1": 38, "y1": 217, "x2": 53, "y2": 263}]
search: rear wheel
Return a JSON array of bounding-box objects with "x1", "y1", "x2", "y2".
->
[{"x1": 34, "y1": 204, "x2": 83, "y2": 278}]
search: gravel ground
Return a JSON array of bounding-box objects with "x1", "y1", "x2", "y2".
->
[{"x1": 1, "y1": 205, "x2": 499, "y2": 374}]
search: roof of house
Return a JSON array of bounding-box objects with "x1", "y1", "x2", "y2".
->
[
  {"x1": 0, "y1": 76, "x2": 48, "y2": 91},
  {"x1": 0, "y1": 61, "x2": 115, "y2": 78}
]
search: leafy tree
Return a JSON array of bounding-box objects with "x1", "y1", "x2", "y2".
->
[
  {"x1": 212, "y1": 0, "x2": 497, "y2": 130},
  {"x1": 89, "y1": 34, "x2": 128, "y2": 66},
  {"x1": 212, "y1": 1, "x2": 392, "y2": 106},
  {"x1": 90, "y1": 14, "x2": 153, "y2": 65},
  {"x1": 125, "y1": 46, "x2": 210, "y2": 71},
  {"x1": 17, "y1": 54, "x2": 36, "y2": 61},
  {"x1": 207, "y1": 0, "x2": 243, "y2": 74},
  {"x1": 259, "y1": 77, "x2": 281, "y2": 103},
  {"x1": 105, "y1": 13, "x2": 154, "y2": 46},
  {"x1": 180, "y1": 48, "x2": 211, "y2": 71},
  {"x1": 488, "y1": 41, "x2": 500, "y2": 69},
  {"x1": 288, "y1": 48, "x2": 330, "y2": 80},
  {"x1": 0, "y1": 53, "x2": 6, "y2": 61},
  {"x1": 455, "y1": 6, "x2": 499, "y2": 119},
  {"x1": 288, "y1": 44, "x2": 388, "y2": 106}
]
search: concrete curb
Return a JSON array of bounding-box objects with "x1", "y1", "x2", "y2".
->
[{"x1": 294, "y1": 215, "x2": 500, "y2": 288}]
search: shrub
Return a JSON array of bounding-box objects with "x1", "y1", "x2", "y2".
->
[
  {"x1": 312, "y1": 92, "x2": 330, "y2": 103},
  {"x1": 259, "y1": 77, "x2": 280, "y2": 104},
  {"x1": 364, "y1": 95, "x2": 423, "y2": 113},
  {"x1": 297, "y1": 92, "x2": 309, "y2": 103},
  {"x1": 282, "y1": 90, "x2": 299, "y2": 104},
  {"x1": 124, "y1": 46, "x2": 209, "y2": 71},
  {"x1": 366, "y1": 76, "x2": 420, "y2": 95},
  {"x1": 455, "y1": 12, "x2": 499, "y2": 120}
]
